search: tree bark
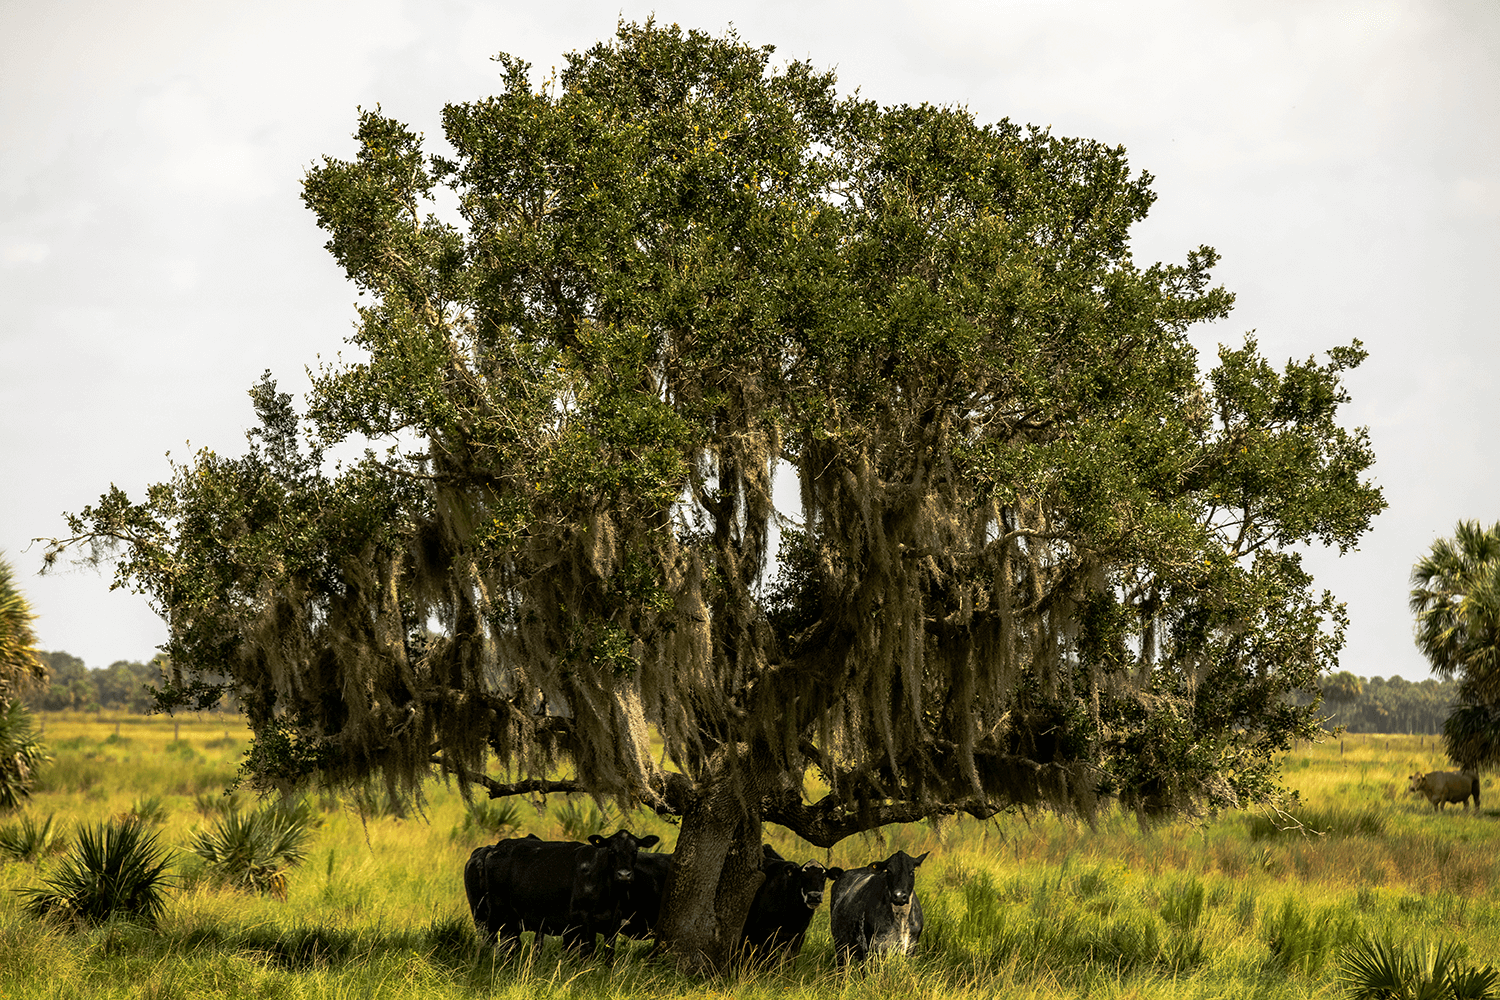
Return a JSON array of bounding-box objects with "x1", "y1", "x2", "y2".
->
[{"x1": 655, "y1": 763, "x2": 766, "y2": 973}]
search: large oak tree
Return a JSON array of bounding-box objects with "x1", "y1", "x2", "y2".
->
[{"x1": 47, "y1": 22, "x2": 1384, "y2": 970}]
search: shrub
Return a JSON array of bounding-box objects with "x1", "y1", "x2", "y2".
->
[
  {"x1": 122, "y1": 795, "x2": 169, "y2": 825},
  {"x1": 455, "y1": 798, "x2": 523, "y2": 842},
  {"x1": 193, "y1": 789, "x2": 244, "y2": 816},
  {"x1": 188, "y1": 804, "x2": 312, "y2": 898},
  {"x1": 556, "y1": 798, "x2": 614, "y2": 841},
  {"x1": 1265, "y1": 897, "x2": 1359, "y2": 976},
  {"x1": 0, "y1": 811, "x2": 62, "y2": 862},
  {"x1": 19, "y1": 818, "x2": 174, "y2": 926},
  {"x1": 1339, "y1": 933, "x2": 1500, "y2": 999},
  {"x1": 0, "y1": 699, "x2": 49, "y2": 811},
  {"x1": 1247, "y1": 805, "x2": 1386, "y2": 840},
  {"x1": 1158, "y1": 877, "x2": 1206, "y2": 930}
]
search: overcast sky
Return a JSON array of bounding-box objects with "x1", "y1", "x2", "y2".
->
[{"x1": 2, "y1": 1, "x2": 1496, "y2": 679}]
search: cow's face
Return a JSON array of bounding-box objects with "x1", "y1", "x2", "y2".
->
[
  {"x1": 1408, "y1": 772, "x2": 1427, "y2": 793},
  {"x1": 588, "y1": 830, "x2": 660, "y2": 885},
  {"x1": 868, "y1": 850, "x2": 928, "y2": 908},
  {"x1": 793, "y1": 861, "x2": 834, "y2": 909}
]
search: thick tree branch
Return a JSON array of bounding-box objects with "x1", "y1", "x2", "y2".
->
[
  {"x1": 761, "y1": 788, "x2": 1003, "y2": 849},
  {"x1": 431, "y1": 764, "x2": 585, "y2": 800}
]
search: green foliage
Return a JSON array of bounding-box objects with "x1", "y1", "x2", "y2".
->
[
  {"x1": 27, "y1": 650, "x2": 89, "y2": 710},
  {"x1": 454, "y1": 797, "x2": 522, "y2": 842},
  {"x1": 0, "y1": 555, "x2": 45, "y2": 702},
  {"x1": 1321, "y1": 674, "x2": 1460, "y2": 735},
  {"x1": 1411, "y1": 521, "x2": 1500, "y2": 770},
  {"x1": 555, "y1": 798, "x2": 615, "y2": 841},
  {"x1": 1264, "y1": 897, "x2": 1359, "y2": 976},
  {"x1": 1247, "y1": 805, "x2": 1387, "y2": 840},
  {"x1": 1411, "y1": 521, "x2": 1500, "y2": 689},
  {"x1": 1339, "y1": 933, "x2": 1500, "y2": 1000},
  {"x1": 19, "y1": 818, "x2": 174, "y2": 926},
  {"x1": 0, "y1": 699, "x2": 49, "y2": 812},
  {"x1": 123, "y1": 795, "x2": 169, "y2": 825},
  {"x1": 187, "y1": 802, "x2": 313, "y2": 898},
  {"x1": 0, "y1": 811, "x2": 62, "y2": 862},
  {"x1": 1157, "y1": 877, "x2": 1205, "y2": 930}
]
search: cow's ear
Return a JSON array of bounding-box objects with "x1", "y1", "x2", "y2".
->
[
  {"x1": 869, "y1": 861, "x2": 887, "y2": 873},
  {"x1": 639, "y1": 834, "x2": 660, "y2": 849},
  {"x1": 762, "y1": 843, "x2": 784, "y2": 863},
  {"x1": 913, "y1": 852, "x2": 930, "y2": 866},
  {"x1": 826, "y1": 867, "x2": 845, "y2": 881},
  {"x1": 588, "y1": 834, "x2": 605, "y2": 846}
]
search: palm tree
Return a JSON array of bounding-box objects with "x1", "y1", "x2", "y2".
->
[
  {"x1": 0, "y1": 554, "x2": 48, "y2": 810},
  {"x1": 1410, "y1": 521, "x2": 1500, "y2": 767},
  {"x1": 0, "y1": 553, "x2": 46, "y2": 701}
]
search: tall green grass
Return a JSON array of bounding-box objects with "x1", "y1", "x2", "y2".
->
[{"x1": 2, "y1": 722, "x2": 1498, "y2": 999}]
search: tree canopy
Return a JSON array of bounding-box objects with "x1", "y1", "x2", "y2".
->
[
  {"x1": 1410, "y1": 520, "x2": 1500, "y2": 768},
  {"x1": 46, "y1": 21, "x2": 1384, "y2": 969}
]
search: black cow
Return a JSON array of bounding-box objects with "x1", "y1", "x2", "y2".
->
[
  {"x1": 618, "y1": 851, "x2": 675, "y2": 940},
  {"x1": 828, "y1": 849, "x2": 929, "y2": 967},
  {"x1": 740, "y1": 844, "x2": 843, "y2": 964},
  {"x1": 464, "y1": 829, "x2": 659, "y2": 957}
]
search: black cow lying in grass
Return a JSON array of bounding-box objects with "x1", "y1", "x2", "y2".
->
[
  {"x1": 464, "y1": 830, "x2": 659, "y2": 958},
  {"x1": 740, "y1": 844, "x2": 843, "y2": 964},
  {"x1": 829, "y1": 849, "x2": 929, "y2": 967}
]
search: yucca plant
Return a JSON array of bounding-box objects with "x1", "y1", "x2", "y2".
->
[
  {"x1": 188, "y1": 804, "x2": 312, "y2": 898},
  {"x1": 0, "y1": 811, "x2": 62, "y2": 862},
  {"x1": 1340, "y1": 934, "x2": 1500, "y2": 999},
  {"x1": 19, "y1": 818, "x2": 174, "y2": 926}
]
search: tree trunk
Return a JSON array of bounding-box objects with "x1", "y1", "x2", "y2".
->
[{"x1": 656, "y1": 769, "x2": 766, "y2": 973}]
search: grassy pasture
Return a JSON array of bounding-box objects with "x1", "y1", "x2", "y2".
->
[{"x1": 2, "y1": 714, "x2": 1497, "y2": 999}]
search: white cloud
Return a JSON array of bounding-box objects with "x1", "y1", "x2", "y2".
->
[
  {"x1": 2, "y1": 243, "x2": 49, "y2": 265},
  {"x1": 1453, "y1": 177, "x2": 1500, "y2": 217}
]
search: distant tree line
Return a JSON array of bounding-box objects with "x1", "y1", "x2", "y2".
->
[
  {"x1": 1317, "y1": 671, "x2": 1458, "y2": 735},
  {"x1": 24, "y1": 651, "x2": 164, "y2": 713}
]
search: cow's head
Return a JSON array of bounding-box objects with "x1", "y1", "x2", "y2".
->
[
  {"x1": 792, "y1": 861, "x2": 842, "y2": 909},
  {"x1": 759, "y1": 845, "x2": 843, "y2": 909},
  {"x1": 1408, "y1": 772, "x2": 1428, "y2": 793},
  {"x1": 588, "y1": 829, "x2": 660, "y2": 885},
  {"x1": 868, "y1": 850, "x2": 928, "y2": 908}
]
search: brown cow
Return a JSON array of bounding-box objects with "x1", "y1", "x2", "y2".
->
[{"x1": 1407, "y1": 770, "x2": 1480, "y2": 811}]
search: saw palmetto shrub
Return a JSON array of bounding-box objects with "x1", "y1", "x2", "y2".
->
[
  {"x1": 19, "y1": 817, "x2": 174, "y2": 926},
  {"x1": 1339, "y1": 933, "x2": 1500, "y2": 1000},
  {"x1": 453, "y1": 798, "x2": 522, "y2": 843},
  {"x1": 188, "y1": 804, "x2": 312, "y2": 898},
  {"x1": 0, "y1": 811, "x2": 62, "y2": 862},
  {"x1": 555, "y1": 799, "x2": 614, "y2": 841}
]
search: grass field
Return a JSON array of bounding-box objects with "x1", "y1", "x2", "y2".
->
[{"x1": 1, "y1": 713, "x2": 1495, "y2": 998}]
